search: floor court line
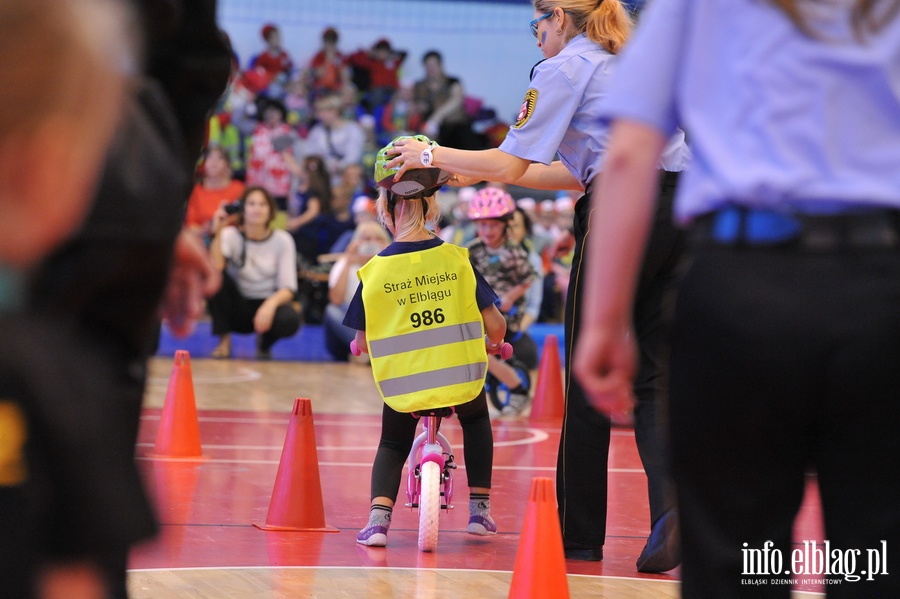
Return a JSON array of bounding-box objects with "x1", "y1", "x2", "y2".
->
[{"x1": 130, "y1": 356, "x2": 828, "y2": 598}]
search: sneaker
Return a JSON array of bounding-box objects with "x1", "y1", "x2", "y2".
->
[
  {"x1": 357, "y1": 525, "x2": 388, "y2": 547},
  {"x1": 467, "y1": 514, "x2": 497, "y2": 536},
  {"x1": 502, "y1": 392, "x2": 530, "y2": 416}
]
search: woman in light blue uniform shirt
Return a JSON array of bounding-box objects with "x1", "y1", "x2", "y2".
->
[
  {"x1": 575, "y1": 0, "x2": 900, "y2": 595},
  {"x1": 388, "y1": 0, "x2": 689, "y2": 572}
]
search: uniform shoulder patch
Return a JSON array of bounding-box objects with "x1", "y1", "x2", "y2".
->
[{"x1": 512, "y1": 88, "x2": 538, "y2": 129}]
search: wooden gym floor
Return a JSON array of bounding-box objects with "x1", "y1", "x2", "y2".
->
[{"x1": 129, "y1": 352, "x2": 827, "y2": 598}]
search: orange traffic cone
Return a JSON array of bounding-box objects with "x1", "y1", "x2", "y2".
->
[
  {"x1": 150, "y1": 350, "x2": 204, "y2": 459},
  {"x1": 254, "y1": 398, "x2": 338, "y2": 532},
  {"x1": 530, "y1": 335, "x2": 565, "y2": 420},
  {"x1": 508, "y1": 477, "x2": 569, "y2": 599}
]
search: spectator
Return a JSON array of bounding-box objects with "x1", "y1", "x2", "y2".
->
[
  {"x1": 283, "y1": 154, "x2": 333, "y2": 263},
  {"x1": 319, "y1": 164, "x2": 361, "y2": 254},
  {"x1": 283, "y1": 77, "x2": 313, "y2": 137},
  {"x1": 207, "y1": 111, "x2": 245, "y2": 179},
  {"x1": 439, "y1": 186, "x2": 477, "y2": 247},
  {"x1": 347, "y1": 38, "x2": 407, "y2": 113},
  {"x1": 308, "y1": 26, "x2": 350, "y2": 101},
  {"x1": 245, "y1": 97, "x2": 294, "y2": 211},
  {"x1": 184, "y1": 146, "x2": 246, "y2": 243},
  {"x1": 508, "y1": 206, "x2": 544, "y2": 332},
  {"x1": 413, "y1": 50, "x2": 479, "y2": 149},
  {"x1": 329, "y1": 194, "x2": 380, "y2": 254},
  {"x1": 303, "y1": 93, "x2": 366, "y2": 185},
  {"x1": 249, "y1": 23, "x2": 293, "y2": 96},
  {"x1": 208, "y1": 186, "x2": 301, "y2": 359},
  {"x1": 323, "y1": 221, "x2": 391, "y2": 361},
  {"x1": 380, "y1": 84, "x2": 424, "y2": 145}
]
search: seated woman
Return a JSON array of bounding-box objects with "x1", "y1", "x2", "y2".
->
[
  {"x1": 323, "y1": 221, "x2": 391, "y2": 361},
  {"x1": 208, "y1": 186, "x2": 302, "y2": 359},
  {"x1": 184, "y1": 146, "x2": 245, "y2": 244},
  {"x1": 282, "y1": 154, "x2": 333, "y2": 264}
]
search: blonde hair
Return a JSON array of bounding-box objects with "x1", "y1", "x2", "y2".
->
[
  {"x1": 533, "y1": 0, "x2": 633, "y2": 54},
  {"x1": 376, "y1": 190, "x2": 441, "y2": 240},
  {"x1": 0, "y1": 0, "x2": 134, "y2": 138},
  {"x1": 352, "y1": 220, "x2": 392, "y2": 246}
]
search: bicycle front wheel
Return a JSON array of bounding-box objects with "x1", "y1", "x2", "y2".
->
[{"x1": 417, "y1": 461, "x2": 441, "y2": 552}]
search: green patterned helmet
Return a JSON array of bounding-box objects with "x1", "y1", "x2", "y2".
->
[{"x1": 374, "y1": 135, "x2": 451, "y2": 198}]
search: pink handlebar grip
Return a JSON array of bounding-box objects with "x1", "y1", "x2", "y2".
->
[{"x1": 350, "y1": 340, "x2": 361, "y2": 357}]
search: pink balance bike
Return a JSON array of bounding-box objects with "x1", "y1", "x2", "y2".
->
[{"x1": 352, "y1": 338, "x2": 512, "y2": 551}]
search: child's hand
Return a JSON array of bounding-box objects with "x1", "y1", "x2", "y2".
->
[{"x1": 485, "y1": 336, "x2": 513, "y2": 360}]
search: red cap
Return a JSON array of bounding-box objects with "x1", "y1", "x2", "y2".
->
[{"x1": 261, "y1": 24, "x2": 277, "y2": 41}]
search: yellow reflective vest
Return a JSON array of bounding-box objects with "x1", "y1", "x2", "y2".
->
[{"x1": 358, "y1": 243, "x2": 488, "y2": 412}]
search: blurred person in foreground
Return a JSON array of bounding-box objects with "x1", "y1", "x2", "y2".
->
[
  {"x1": 0, "y1": 1, "x2": 140, "y2": 597},
  {"x1": 574, "y1": 0, "x2": 900, "y2": 595},
  {"x1": 28, "y1": 0, "x2": 232, "y2": 596}
]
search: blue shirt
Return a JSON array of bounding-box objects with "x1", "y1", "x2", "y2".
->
[
  {"x1": 343, "y1": 237, "x2": 499, "y2": 331},
  {"x1": 501, "y1": 34, "x2": 690, "y2": 188},
  {"x1": 601, "y1": 0, "x2": 900, "y2": 221}
]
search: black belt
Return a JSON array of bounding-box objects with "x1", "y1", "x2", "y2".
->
[{"x1": 691, "y1": 206, "x2": 900, "y2": 250}]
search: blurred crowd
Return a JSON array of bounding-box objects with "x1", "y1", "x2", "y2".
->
[{"x1": 188, "y1": 23, "x2": 575, "y2": 360}]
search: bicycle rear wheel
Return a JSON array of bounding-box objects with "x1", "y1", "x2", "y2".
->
[{"x1": 417, "y1": 461, "x2": 441, "y2": 552}]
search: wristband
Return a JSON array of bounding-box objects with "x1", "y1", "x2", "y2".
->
[{"x1": 420, "y1": 145, "x2": 435, "y2": 167}]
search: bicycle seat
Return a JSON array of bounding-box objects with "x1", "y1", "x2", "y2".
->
[{"x1": 412, "y1": 407, "x2": 455, "y2": 419}]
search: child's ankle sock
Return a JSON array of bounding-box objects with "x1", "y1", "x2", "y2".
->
[
  {"x1": 467, "y1": 492, "x2": 497, "y2": 535},
  {"x1": 357, "y1": 504, "x2": 392, "y2": 546}
]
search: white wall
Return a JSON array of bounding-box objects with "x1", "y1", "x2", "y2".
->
[{"x1": 218, "y1": 0, "x2": 540, "y2": 124}]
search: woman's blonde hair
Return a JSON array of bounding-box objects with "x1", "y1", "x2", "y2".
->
[
  {"x1": 533, "y1": 0, "x2": 633, "y2": 54},
  {"x1": 352, "y1": 220, "x2": 392, "y2": 246},
  {"x1": 376, "y1": 190, "x2": 441, "y2": 241}
]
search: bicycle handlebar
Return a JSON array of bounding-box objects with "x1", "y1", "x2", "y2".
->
[
  {"x1": 487, "y1": 340, "x2": 514, "y2": 360},
  {"x1": 351, "y1": 339, "x2": 512, "y2": 360}
]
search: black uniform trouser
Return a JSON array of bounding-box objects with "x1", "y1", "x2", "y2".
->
[
  {"x1": 371, "y1": 390, "x2": 492, "y2": 501},
  {"x1": 670, "y1": 239, "x2": 900, "y2": 598},
  {"x1": 207, "y1": 272, "x2": 301, "y2": 351},
  {"x1": 557, "y1": 171, "x2": 683, "y2": 549}
]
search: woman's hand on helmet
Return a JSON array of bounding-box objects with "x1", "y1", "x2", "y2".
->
[
  {"x1": 447, "y1": 173, "x2": 482, "y2": 187},
  {"x1": 385, "y1": 136, "x2": 430, "y2": 179}
]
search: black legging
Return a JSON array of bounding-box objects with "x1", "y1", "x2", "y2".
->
[
  {"x1": 370, "y1": 390, "x2": 493, "y2": 501},
  {"x1": 207, "y1": 271, "x2": 301, "y2": 351}
]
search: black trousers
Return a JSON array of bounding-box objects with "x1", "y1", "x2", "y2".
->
[
  {"x1": 670, "y1": 240, "x2": 900, "y2": 598},
  {"x1": 557, "y1": 171, "x2": 684, "y2": 549},
  {"x1": 207, "y1": 272, "x2": 301, "y2": 351},
  {"x1": 370, "y1": 390, "x2": 492, "y2": 501}
]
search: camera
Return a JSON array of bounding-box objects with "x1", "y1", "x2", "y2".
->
[{"x1": 223, "y1": 199, "x2": 243, "y2": 215}]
